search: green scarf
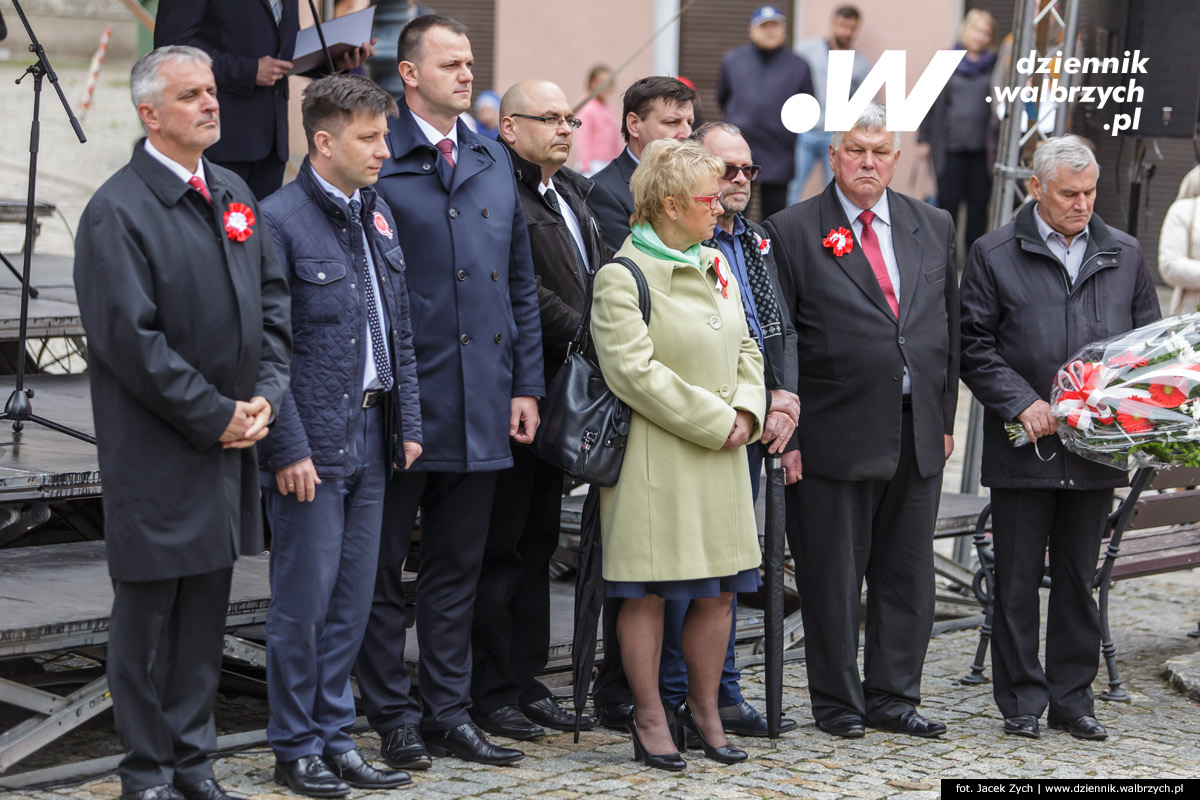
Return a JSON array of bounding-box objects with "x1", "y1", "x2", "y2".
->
[{"x1": 631, "y1": 222, "x2": 702, "y2": 268}]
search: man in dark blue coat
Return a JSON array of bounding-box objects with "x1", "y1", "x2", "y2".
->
[
  {"x1": 75, "y1": 46, "x2": 290, "y2": 800},
  {"x1": 355, "y1": 15, "x2": 544, "y2": 769},
  {"x1": 155, "y1": 0, "x2": 373, "y2": 199},
  {"x1": 258, "y1": 75, "x2": 421, "y2": 798}
]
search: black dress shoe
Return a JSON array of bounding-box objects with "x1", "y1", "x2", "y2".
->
[
  {"x1": 675, "y1": 701, "x2": 748, "y2": 764},
  {"x1": 720, "y1": 699, "x2": 799, "y2": 737},
  {"x1": 424, "y1": 721, "x2": 525, "y2": 765},
  {"x1": 871, "y1": 709, "x2": 947, "y2": 738},
  {"x1": 381, "y1": 723, "x2": 432, "y2": 771},
  {"x1": 521, "y1": 697, "x2": 596, "y2": 732},
  {"x1": 121, "y1": 786, "x2": 185, "y2": 800},
  {"x1": 596, "y1": 702, "x2": 634, "y2": 730},
  {"x1": 628, "y1": 715, "x2": 686, "y2": 772},
  {"x1": 1003, "y1": 715, "x2": 1041, "y2": 739},
  {"x1": 472, "y1": 704, "x2": 546, "y2": 740},
  {"x1": 323, "y1": 748, "x2": 411, "y2": 789},
  {"x1": 176, "y1": 779, "x2": 239, "y2": 800},
  {"x1": 273, "y1": 755, "x2": 350, "y2": 799},
  {"x1": 1049, "y1": 715, "x2": 1108, "y2": 740},
  {"x1": 816, "y1": 711, "x2": 866, "y2": 738}
]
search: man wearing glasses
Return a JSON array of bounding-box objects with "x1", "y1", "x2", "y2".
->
[{"x1": 464, "y1": 79, "x2": 609, "y2": 740}]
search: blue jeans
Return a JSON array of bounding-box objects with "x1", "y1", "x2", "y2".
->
[
  {"x1": 659, "y1": 442, "x2": 765, "y2": 707},
  {"x1": 264, "y1": 405, "x2": 387, "y2": 760},
  {"x1": 788, "y1": 130, "x2": 834, "y2": 206}
]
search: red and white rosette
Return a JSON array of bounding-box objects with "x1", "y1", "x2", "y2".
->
[
  {"x1": 373, "y1": 211, "x2": 393, "y2": 239},
  {"x1": 755, "y1": 231, "x2": 771, "y2": 256},
  {"x1": 223, "y1": 202, "x2": 255, "y2": 242},
  {"x1": 712, "y1": 255, "x2": 728, "y2": 298},
  {"x1": 822, "y1": 226, "x2": 853, "y2": 257}
]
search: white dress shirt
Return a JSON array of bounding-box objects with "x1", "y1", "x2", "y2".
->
[
  {"x1": 410, "y1": 109, "x2": 459, "y2": 164},
  {"x1": 144, "y1": 139, "x2": 207, "y2": 187},
  {"x1": 540, "y1": 177, "x2": 589, "y2": 274}
]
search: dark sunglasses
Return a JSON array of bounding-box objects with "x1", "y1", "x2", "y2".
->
[{"x1": 722, "y1": 163, "x2": 761, "y2": 181}]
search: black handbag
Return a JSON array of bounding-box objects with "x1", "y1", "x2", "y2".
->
[{"x1": 533, "y1": 256, "x2": 650, "y2": 487}]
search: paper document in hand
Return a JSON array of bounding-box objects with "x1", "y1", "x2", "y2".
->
[{"x1": 291, "y1": 6, "x2": 376, "y2": 75}]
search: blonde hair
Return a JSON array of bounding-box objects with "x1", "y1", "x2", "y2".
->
[
  {"x1": 959, "y1": 9, "x2": 997, "y2": 49},
  {"x1": 630, "y1": 139, "x2": 724, "y2": 227}
]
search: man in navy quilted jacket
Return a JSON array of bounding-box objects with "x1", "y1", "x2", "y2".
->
[{"x1": 258, "y1": 74, "x2": 421, "y2": 799}]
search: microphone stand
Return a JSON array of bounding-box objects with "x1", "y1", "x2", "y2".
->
[{"x1": 0, "y1": 0, "x2": 94, "y2": 444}]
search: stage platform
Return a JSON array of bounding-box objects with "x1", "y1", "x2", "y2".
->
[
  {"x1": 0, "y1": 253, "x2": 83, "y2": 343},
  {"x1": 0, "y1": 373, "x2": 98, "y2": 505}
]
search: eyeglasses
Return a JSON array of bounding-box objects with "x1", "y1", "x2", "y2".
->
[
  {"x1": 722, "y1": 163, "x2": 761, "y2": 181},
  {"x1": 680, "y1": 194, "x2": 723, "y2": 211},
  {"x1": 510, "y1": 113, "x2": 583, "y2": 130}
]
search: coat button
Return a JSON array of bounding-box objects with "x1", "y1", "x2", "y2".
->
[
  {"x1": 719, "y1": 384, "x2": 731, "y2": 397},
  {"x1": 343, "y1": 394, "x2": 349, "y2": 399},
  {"x1": 449, "y1": 208, "x2": 459, "y2": 219},
  {"x1": 422, "y1": 163, "x2": 431, "y2": 171},
  {"x1": 898, "y1": 336, "x2": 906, "y2": 345},
  {"x1": 709, "y1": 315, "x2": 722, "y2": 329},
  {"x1": 399, "y1": 259, "x2": 405, "y2": 266},
  {"x1": 457, "y1": 269, "x2": 467, "y2": 280},
  {"x1": 892, "y1": 372, "x2": 901, "y2": 380},
  {"x1": 350, "y1": 338, "x2": 356, "y2": 344},
  {"x1": 460, "y1": 333, "x2": 471, "y2": 344},
  {"x1": 381, "y1": 274, "x2": 387, "y2": 282},
  {"x1": 350, "y1": 282, "x2": 356, "y2": 289},
  {"x1": 495, "y1": 333, "x2": 503, "y2": 343},
  {"x1": 492, "y1": 270, "x2": 500, "y2": 280},
  {"x1": 482, "y1": 208, "x2": 490, "y2": 218},
  {"x1": 1069, "y1": 479, "x2": 1075, "y2": 486},
  {"x1": 317, "y1": 271, "x2": 326, "y2": 280}
]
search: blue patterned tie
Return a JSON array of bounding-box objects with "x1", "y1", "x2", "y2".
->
[
  {"x1": 349, "y1": 199, "x2": 393, "y2": 392},
  {"x1": 268, "y1": 0, "x2": 283, "y2": 25}
]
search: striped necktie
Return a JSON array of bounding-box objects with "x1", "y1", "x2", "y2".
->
[{"x1": 268, "y1": 0, "x2": 283, "y2": 25}]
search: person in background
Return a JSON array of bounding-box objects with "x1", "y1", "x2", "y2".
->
[
  {"x1": 1157, "y1": 165, "x2": 1200, "y2": 315},
  {"x1": 718, "y1": 5, "x2": 814, "y2": 220},
  {"x1": 790, "y1": 5, "x2": 871, "y2": 204},
  {"x1": 574, "y1": 64, "x2": 624, "y2": 177},
  {"x1": 155, "y1": 0, "x2": 375, "y2": 200},
  {"x1": 592, "y1": 138, "x2": 766, "y2": 771},
  {"x1": 919, "y1": 9, "x2": 998, "y2": 255},
  {"x1": 961, "y1": 135, "x2": 1160, "y2": 742},
  {"x1": 473, "y1": 90, "x2": 501, "y2": 139}
]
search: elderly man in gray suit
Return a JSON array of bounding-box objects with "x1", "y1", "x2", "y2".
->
[{"x1": 763, "y1": 102, "x2": 959, "y2": 741}]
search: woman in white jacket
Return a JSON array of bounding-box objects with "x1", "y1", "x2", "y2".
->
[{"x1": 1158, "y1": 164, "x2": 1200, "y2": 315}]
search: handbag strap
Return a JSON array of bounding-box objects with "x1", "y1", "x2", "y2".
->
[{"x1": 570, "y1": 256, "x2": 650, "y2": 352}]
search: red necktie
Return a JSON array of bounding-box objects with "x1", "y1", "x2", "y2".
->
[
  {"x1": 188, "y1": 175, "x2": 212, "y2": 205},
  {"x1": 858, "y1": 210, "x2": 898, "y2": 317},
  {"x1": 436, "y1": 138, "x2": 456, "y2": 169}
]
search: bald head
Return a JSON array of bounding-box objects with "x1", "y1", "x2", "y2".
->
[{"x1": 500, "y1": 79, "x2": 574, "y2": 182}]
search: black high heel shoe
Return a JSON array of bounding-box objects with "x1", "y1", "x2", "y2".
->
[
  {"x1": 674, "y1": 701, "x2": 748, "y2": 764},
  {"x1": 628, "y1": 715, "x2": 686, "y2": 772}
]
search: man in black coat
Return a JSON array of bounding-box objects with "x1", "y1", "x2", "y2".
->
[
  {"x1": 960, "y1": 135, "x2": 1160, "y2": 742},
  {"x1": 718, "y1": 5, "x2": 814, "y2": 220},
  {"x1": 74, "y1": 46, "x2": 291, "y2": 800},
  {"x1": 764, "y1": 102, "x2": 959, "y2": 740},
  {"x1": 463, "y1": 79, "x2": 607, "y2": 741},
  {"x1": 588, "y1": 76, "x2": 696, "y2": 253},
  {"x1": 155, "y1": 0, "x2": 373, "y2": 199}
]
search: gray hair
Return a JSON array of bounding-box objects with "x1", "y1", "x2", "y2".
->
[
  {"x1": 131, "y1": 46, "x2": 213, "y2": 107},
  {"x1": 690, "y1": 121, "x2": 742, "y2": 145},
  {"x1": 1033, "y1": 134, "x2": 1100, "y2": 184},
  {"x1": 830, "y1": 102, "x2": 901, "y2": 150}
]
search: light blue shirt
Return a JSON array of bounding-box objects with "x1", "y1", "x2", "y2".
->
[
  {"x1": 311, "y1": 168, "x2": 391, "y2": 392},
  {"x1": 1034, "y1": 204, "x2": 1090, "y2": 283},
  {"x1": 712, "y1": 215, "x2": 764, "y2": 350},
  {"x1": 834, "y1": 184, "x2": 909, "y2": 394}
]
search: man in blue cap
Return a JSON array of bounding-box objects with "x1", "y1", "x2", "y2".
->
[{"x1": 718, "y1": 5, "x2": 813, "y2": 220}]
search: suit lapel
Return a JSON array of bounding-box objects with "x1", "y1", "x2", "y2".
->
[
  {"x1": 887, "y1": 193, "x2": 924, "y2": 330},
  {"x1": 451, "y1": 124, "x2": 496, "y2": 193},
  {"x1": 205, "y1": 167, "x2": 252, "y2": 371},
  {"x1": 819, "y1": 185, "x2": 894, "y2": 320}
]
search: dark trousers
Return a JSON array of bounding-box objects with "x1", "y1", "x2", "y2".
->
[
  {"x1": 470, "y1": 445, "x2": 562, "y2": 712},
  {"x1": 108, "y1": 568, "x2": 233, "y2": 792},
  {"x1": 788, "y1": 410, "x2": 941, "y2": 723},
  {"x1": 989, "y1": 487, "x2": 1111, "y2": 721},
  {"x1": 659, "y1": 442, "x2": 765, "y2": 707},
  {"x1": 263, "y1": 405, "x2": 386, "y2": 761},
  {"x1": 936, "y1": 151, "x2": 991, "y2": 255},
  {"x1": 356, "y1": 470, "x2": 498, "y2": 732},
  {"x1": 758, "y1": 182, "x2": 790, "y2": 221},
  {"x1": 213, "y1": 151, "x2": 287, "y2": 201}
]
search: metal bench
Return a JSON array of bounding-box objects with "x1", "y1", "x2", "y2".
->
[{"x1": 961, "y1": 466, "x2": 1200, "y2": 699}]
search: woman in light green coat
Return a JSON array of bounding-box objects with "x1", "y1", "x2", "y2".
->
[{"x1": 591, "y1": 139, "x2": 766, "y2": 771}]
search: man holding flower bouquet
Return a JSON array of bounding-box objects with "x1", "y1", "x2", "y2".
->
[{"x1": 959, "y1": 135, "x2": 1160, "y2": 741}]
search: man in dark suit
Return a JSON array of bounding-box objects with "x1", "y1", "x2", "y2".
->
[
  {"x1": 354, "y1": 15, "x2": 544, "y2": 769},
  {"x1": 960, "y1": 135, "x2": 1160, "y2": 742},
  {"x1": 588, "y1": 76, "x2": 696, "y2": 253},
  {"x1": 764, "y1": 101, "x2": 959, "y2": 740},
  {"x1": 462, "y1": 78, "x2": 607, "y2": 741},
  {"x1": 155, "y1": 0, "x2": 373, "y2": 199},
  {"x1": 74, "y1": 46, "x2": 291, "y2": 800}
]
